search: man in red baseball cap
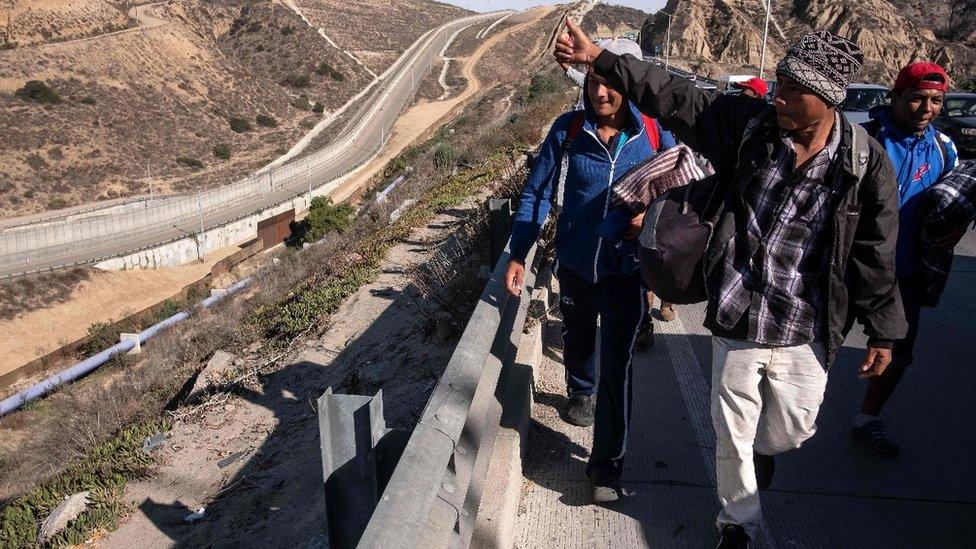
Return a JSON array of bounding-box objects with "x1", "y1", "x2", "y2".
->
[
  {"x1": 733, "y1": 77, "x2": 768, "y2": 99},
  {"x1": 853, "y1": 61, "x2": 959, "y2": 457}
]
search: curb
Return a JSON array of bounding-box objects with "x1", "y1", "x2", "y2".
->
[{"x1": 472, "y1": 265, "x2": 552, "y2": 548}]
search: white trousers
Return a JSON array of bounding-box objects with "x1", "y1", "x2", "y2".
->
[{"x1": 711, "y1": 337, "x2": 829, "y2": 536}]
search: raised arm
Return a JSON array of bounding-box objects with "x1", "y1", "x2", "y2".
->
[{"x1": 554, "y1": 19, "x2": 765, "y2": 175}]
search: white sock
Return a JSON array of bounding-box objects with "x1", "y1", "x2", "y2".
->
[{"x1": 852, "y1": 413, "x2": 879, "y2": 428}]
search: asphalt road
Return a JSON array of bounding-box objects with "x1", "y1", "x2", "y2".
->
[{"x1": 516, "y1": 228, "x2": 976, "y2": 547}]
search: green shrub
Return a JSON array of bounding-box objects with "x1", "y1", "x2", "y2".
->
[
  {"x1": 15, "y1": 80, "x2": 61, "y2": 104},
  {"x1": 153, "y1": 299, "x2": 183, "y2": 322},
  {"x1": 256, "y1": 114, "x2": 278, "y2": 128},
  {"x1": 290, "y1": 197, "x2": 355, "y2": 245},
  {"x1": 282, "y1": 73, "x2": 311, "y2": 88},
  {"x1": 212, "y1": 143, "x2": 231, "y2": 159},
  {"x1": 0, "y1": 421, "x2": 169, "y2": 548},
  {"x1": 432, "y1": 143, "x2": 458, "y2": 169},
  {"x1": 526, "y1": 73, "x2": 559, "y2": 103},
  {"x1": 79, "y1": 96, "x2": 96, "y2": 105},
  {"x1": 47, "y1": 197, "x2": 70, "y2": 210},
  {"x1": 79, "y1": 321, "x2": 116, "y2": 357},
  {"x1": 229, "y1": 117, "x2": 252, "y2": 133},
  {"x1": 311, "y1": 102, "x2": 325, "y2": 114},
  {"x1": 315, "y1": 62, "x2": 344, "y2": 81},
  {"x1": 176, "y1": 156, "x2": 204, "y2": 169},
  {"x1": 291, "y1": 95, "x2": 312, "y2": 110},
  {"x1": 280, "y1": 26, "x2": 294, "y2": 36}
]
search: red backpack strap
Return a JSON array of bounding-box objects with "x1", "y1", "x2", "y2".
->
[
  {"x1": 640, "y1": 113, "x2": 661, "y2": 152},
  {"x1": 564, "y1": 112, "x2": 585, "y2": 150}
]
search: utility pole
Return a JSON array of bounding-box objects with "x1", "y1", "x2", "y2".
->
[
  {"x1": 662, "y1": 12, "x2": 673, "y2": 72},
  {"x1": 2, "y1": 1, "x2": 13, "y2": 46},
  {"x1": 198, "y1": 199, "x2": 205, "y2": 262},
  {"x1": 759, "y1": 0, "x2": 772, "y2": 79},
  {"x1": 306, "y1": 163, "x2": 312, "y2": 199}
]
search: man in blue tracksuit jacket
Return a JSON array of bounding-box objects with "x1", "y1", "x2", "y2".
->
[
  {"x1": 503, "y1": 39, "x2": 675, "y2": 502},
  {"x1": 853, "y1": 62, "x2": 959, "y2": 457}
]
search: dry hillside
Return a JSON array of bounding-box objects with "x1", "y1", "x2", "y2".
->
[
  {"x1": 579, "y1": 2, "x2": 647, "y2": 38},
  {"x1": 0, "y1": 0, "x2": 133, "y2": 46},
  {"x1": 287, "y1": 0, "x2": 469, "y2": 75},
  {"x1": 0, "y1": 0, "x2": 470, "y2": 218},
  {"x1": 640, "y1": 0, "x2": 976, "y2": 87}
]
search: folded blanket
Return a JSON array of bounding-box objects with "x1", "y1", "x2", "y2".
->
[
  {"x1": 918, "y1": 161, "x2": 976, "y2": 306},
  {"x1": 611, "y1": 144, "x2": 706, "y2": 214}
]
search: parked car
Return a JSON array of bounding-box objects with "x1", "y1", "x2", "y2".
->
[
  {"x1": 932, "y1": 92, "x2": 976, "y2": 158},
  {"x1": 840, "y1": 83, "x2": 888, "y2": 125}
]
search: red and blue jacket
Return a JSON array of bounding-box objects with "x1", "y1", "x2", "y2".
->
[{"x1": 865, "y1": 105, "x2": 959, "y2": 278}]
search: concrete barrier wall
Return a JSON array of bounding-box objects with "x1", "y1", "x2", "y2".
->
[{"x1": 0, "y1": 12, "x2": 504, "y2": 275}]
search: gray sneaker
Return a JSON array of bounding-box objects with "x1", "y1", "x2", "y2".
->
[
  {"x1": 852, "y1": 419, "x2": 900, "y2": 457},
  {"x1": 563, "y1": 394, "x2": 595, "y2": 427}
]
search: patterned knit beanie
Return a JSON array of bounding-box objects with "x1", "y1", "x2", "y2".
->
[{"x1": 776, "y1": 31, "x2": 864, "y2": 106}]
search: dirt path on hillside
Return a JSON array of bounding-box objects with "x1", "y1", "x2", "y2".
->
[
  {"x1": 30, "y1": 1, "x2": 171, "y2": 50},
  {"x1": 0, "y1": 245, "x2": 238, "y2": 384},
  {"x1": 330, "y1": 6, "x2": 556, "y2": 203}
]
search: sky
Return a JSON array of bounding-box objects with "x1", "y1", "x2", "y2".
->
[{"x1": 440, "y1": 1, "x2": 669, "y2": 14}]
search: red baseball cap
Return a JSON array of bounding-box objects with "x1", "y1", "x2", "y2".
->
[
  {"x1": 734, "y1": 77, "x2": 768, "y2": 97},
  {"x1": 892, "y1": 62, "x2": 949, "y2": 92}
]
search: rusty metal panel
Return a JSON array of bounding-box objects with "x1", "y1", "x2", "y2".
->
[{"x1": 257, "y1": 209, "x2": 295, "y2": 249}]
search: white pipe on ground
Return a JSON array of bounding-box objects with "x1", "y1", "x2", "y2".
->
[{"x1": 0, "y1": 277, "x2": 252, "y2": 417}]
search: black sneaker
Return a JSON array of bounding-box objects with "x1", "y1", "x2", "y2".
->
[
  {"x1": 588, "y1": 468, "x2": 622, "y2": 503},
  {"x1": 852, "y1": 419, "x2": 900, "y2": 457},
  {"x1": 716, "y1": 524, "x2": 750, "y2": 548},
  {"x1": 754, "y1": 452, "x2": 775, "y2": 490},
  {"x1": 634, "y1": 317, "x2": 654, "y2": 349},
  {"x1": 563, "y1": 394, "x2": 595, "y2": 427}
]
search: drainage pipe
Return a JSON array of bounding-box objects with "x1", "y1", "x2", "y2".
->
[
  {"x1": 0, "y1": 277, "x2": 252, "y2": 417},
  {"x1": 375, "y1": 174, "x2": 408, "y2": 204}
]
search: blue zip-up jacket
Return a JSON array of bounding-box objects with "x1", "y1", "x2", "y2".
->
[
  {"x1": 864, "y1": 105, "x2": 959, "y2": 277},
  {"x1": 510, "y1": 96, "x2": 676, "y2": 283}
]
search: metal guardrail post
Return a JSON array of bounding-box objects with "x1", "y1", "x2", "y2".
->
[
  {"x1": 488, "y1": 198, "x2": 512, "y2": 268},
  {"x1": 317, "y1": 388, "x2": 409, "y2": 549}
]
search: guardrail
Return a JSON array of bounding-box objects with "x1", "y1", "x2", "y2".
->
[
  {"x1": 318, "y1": 227, "x2": 539, "y2": 548},
  {"x1": 0, "y1": 11, "x2": 511, "y2": 276}
]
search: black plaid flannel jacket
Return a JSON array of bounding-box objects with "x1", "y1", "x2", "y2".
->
[{"x1": 713, "y1": 114, "x2": 843, "y2": 345}]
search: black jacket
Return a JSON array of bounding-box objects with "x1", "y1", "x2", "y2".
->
[{"x1": 593, "y1": 50, "x2": 908, "y2": 365}]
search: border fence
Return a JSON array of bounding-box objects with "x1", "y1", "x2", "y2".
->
[{"x1": 0, "y1": 11, "x2": 512, "y2": 278}]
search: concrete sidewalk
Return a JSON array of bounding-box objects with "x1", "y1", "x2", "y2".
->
[{"x1": 514, "y1": 231, "x2": 976, "y2": 548}]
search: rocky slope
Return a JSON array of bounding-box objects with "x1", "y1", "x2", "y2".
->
[
  {"x1": 579, "y1": 2, "x2": 647, "y2": 38},
  {"x1": 0, "y1": 0, "x2": 470, "y2": 218},
  {"x1": 641, "y1": 0, "x2": 976, "y2": 87}
]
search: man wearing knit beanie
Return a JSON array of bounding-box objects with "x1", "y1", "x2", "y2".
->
[{"x1": 556, "y1": 22, "x2": 906, "y2": 547}]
